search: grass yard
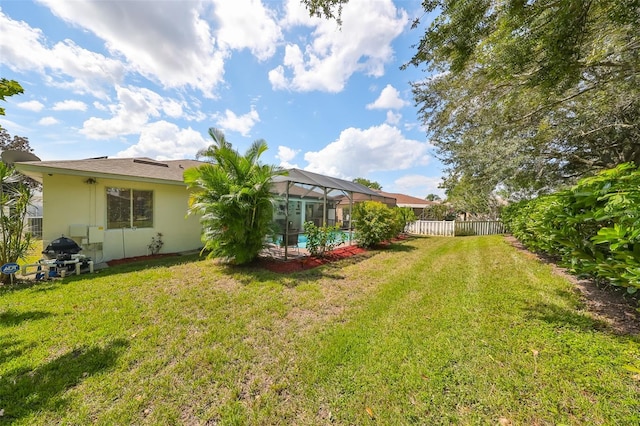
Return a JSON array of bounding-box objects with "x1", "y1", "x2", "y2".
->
[{"x1": 1, "y1": 235, "x2": 639, "y2": 424}]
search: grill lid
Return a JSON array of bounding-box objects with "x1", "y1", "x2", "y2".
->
[{"x1": 43, "y1": 236, "x2": 82, "y2": 256}]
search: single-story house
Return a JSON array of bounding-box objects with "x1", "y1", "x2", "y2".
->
[
  {"x1": 15, "y1": 157, "x2": 205, "y2": 263},
  {"x1": 15, "y1": 158, "x2": 398, "y2": 263}
]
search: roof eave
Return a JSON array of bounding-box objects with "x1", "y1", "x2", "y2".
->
[{"x1": 14, "y1": 162, "x2": 187, "y2": 186}]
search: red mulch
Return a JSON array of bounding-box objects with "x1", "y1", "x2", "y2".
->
[{"x1": 259, "y1": 245, "x2": 368, "y2": 273}]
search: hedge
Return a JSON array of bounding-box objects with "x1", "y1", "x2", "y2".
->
[{"x1": 501, "y1": 163, "x2": 640, "y2": 293}]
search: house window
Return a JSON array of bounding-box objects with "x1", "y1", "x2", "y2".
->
[{"x1": 106, "y1": 188, "x2": 153, "y2": 229}]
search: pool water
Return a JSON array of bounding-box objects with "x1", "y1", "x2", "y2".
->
[{"x1": 276, "y1": 230, "x2": 354, "y2": 249}]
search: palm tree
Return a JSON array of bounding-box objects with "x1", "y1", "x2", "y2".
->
[
  {"x1": 185, "y1": 129, "x2": 285, "y2": 264},
  {"x1": 195, "y1": 127, "x2": 232, "y2": 159}
]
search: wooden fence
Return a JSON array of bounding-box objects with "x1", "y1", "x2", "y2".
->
[
  {"x1": 405, "y1": 220, "x2": 455, "y2": 236},
  {"x1": 405, "y1": 220, "x2": 505, "y2": 237}
]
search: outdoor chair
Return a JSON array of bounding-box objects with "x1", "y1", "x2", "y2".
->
[{"x1": 281, "y1": 232, "x2": 300, "y2": 256}]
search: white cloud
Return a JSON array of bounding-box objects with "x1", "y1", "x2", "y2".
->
[
  {"x1": 93, "y1": 101, "x2": 108, "y2": 111},
  {"x1": 0, "y1": 9, "x2": 125, "y2": 98},
  {"x1": 38, "y1": 116, "x2": 59, "y2": 126},
  {"x1": 214, "y1": 0, "x2": 282, "y2": 61},
  {"x1": 0, "y1": 118, "x2": 30, "y2": 134},
  {"x1": 270, "y1": 0, "x2": 407, "y2": 92},
  {"x1": 392, "y1": 174, "x2": 445, "y2": 198},
  {"x1": 304, "y1": 123, "x2": 430, "y2": 178},
  {"x1": 116, "y1": 121, "x2": 208, "y2": 160},
  {"x1": 280, "y1": 0, "x2": 320, "y2": 27},
  {"x1": 214, "y1": 107, "x2": 260, "y2": 137},
  {"x1": 37, "y1": 0, "x2": 230, "y2": 97},
  {"x1": 276, "y1": 145, "x2": 300, "y2": 168},
  {"x1": 52, "y1": 100, "x2": 87, "y2": 111},
  {"x1": 80, "y1": 86, "x2": 187, "y2": 139},
  {"x1": 366, "y1": 84, "x2": 409, "y2": 110},
  {"x1": 386, "y1": 110, "x2": 402, "y2": 125},
  {"x1": 17, "y1": 100, "x2": 45, "y2": 112}
]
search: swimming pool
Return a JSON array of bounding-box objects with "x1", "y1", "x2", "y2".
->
[{"x1": 276, "y1": 230, "x2": 354, "y2": 249}]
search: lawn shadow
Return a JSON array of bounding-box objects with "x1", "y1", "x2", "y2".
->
[
  {"x1": 524, "y1": 302, "x2": 611, "y2": 332},
  {"x1": 0, "y1": 338, "x2": 129, "y2": 422},
  {"x1": 0, "y1": 336, "x2": 36, "y2": 367},
  {"x1": 29, "y1": 253, "x2": 205, "y2": 287},
  {"x1": 382, "y1": 242, "x2": 418, "y2": 253},
  {"x1": 0, "y1": 279, "x2": 43, "y2": 296},
  {"x1": 230, "y1": 249, "x2": 380, "y2": 286},
  {"x1": 0, "y1": 309, "x2": 53, "y2": 326}
]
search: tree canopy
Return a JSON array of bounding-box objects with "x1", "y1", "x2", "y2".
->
[
  {"x1": 1, "y1": 128, "x2": 33, "y2": 153},
  {"x1": 352, "y1": 177, "x2": 382, "y2": 190},
  {"x1": 410, "y1": 0, "x2": 640, "y2": 198},
  {"x1": 303, "y1": 1, "x2": 640, "y2": 199},
  {"x1": 0, "y1": 78, "x2": 23, "y2": 120}
]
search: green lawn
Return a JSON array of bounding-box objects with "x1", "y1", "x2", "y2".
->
[{"x1": 1, "y1": 236, "x2": 638, "y2": 424}]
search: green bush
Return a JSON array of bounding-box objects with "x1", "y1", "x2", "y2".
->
[
  {"x1": 352, "y1": 201, "x2": 397, "y2": 248},
  {"x1": 393, "y1": 206, "x2": 416, "y2": 235},
  {"x1": 303, "y1": 222, "x2": 346, "y2": 257},
  {"x1": 502, "y1": 163, "x2": 640, "y2": 293}
]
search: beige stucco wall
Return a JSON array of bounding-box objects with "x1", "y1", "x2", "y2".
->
[{"x1": 41, "y1": 174, "x2": 202, "y2": 262}]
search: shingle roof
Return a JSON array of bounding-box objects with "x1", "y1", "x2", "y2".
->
[
  {"x1": 15, "y1": 157, "x2": 205, "y2": 184},
  {"x1": 375, "y1": 190, "x2": 437, "y2": 208}
]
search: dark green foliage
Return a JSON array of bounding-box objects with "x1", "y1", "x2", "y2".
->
[
  {"x1": 394, "y1": 206, "x2": 416, "y2": 234},
  {"x1": 352, "y1": 201, "x2": 398, "y2": 248},
  {"x1": 502, "y1": 163, "x2": 640, "y2": 292},
  {"x1": 184, "y1": 129, "x2": 285, "y2": 265},
  {"x1": 303, "y1": 221, "x2": 345, "y2": 257},
  {"x1": 410, "y1": 0, "x2": 640, "y2": 196},
  {"x1": 421, "y1": 203, "x2": 456, "y2": 220}
]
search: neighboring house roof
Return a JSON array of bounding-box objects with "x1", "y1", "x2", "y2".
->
[
  {"x1": 374, "y1": 190, "x2": 437, "y2": 209},
  {"x1": 15, "y1": 157, "x2": 205, "y2": 186}
]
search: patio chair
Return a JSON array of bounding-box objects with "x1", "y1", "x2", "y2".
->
[{"x1": 281, "y1": 232, "x2": 301, "y2": 256}]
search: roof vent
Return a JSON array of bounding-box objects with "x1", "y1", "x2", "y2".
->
[{"x1": 133, "y1": 158, "x2": 169, "y2": 167}]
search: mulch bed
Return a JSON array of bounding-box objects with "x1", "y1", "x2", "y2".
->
[{"x1": 259, "y1": 245, "x2": 368, "y2": 273}]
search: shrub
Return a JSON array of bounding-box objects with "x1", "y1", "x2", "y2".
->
[
  {"x1": 352, "y1": 201, "x2": 397, "y2": 248},
  {"x1": 0, "y1": 162, "x2": 33, "y2": 284},
  {"x1": 502, "y1": 163, "x2": 640, "y2": 293},
  {"x1": 394, "y1": 207, "x2": 416, "y2": 235},
  {"x1": 303, "y1": 222, "x2": 346, "y2": 257}
]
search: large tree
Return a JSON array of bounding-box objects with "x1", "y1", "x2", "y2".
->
[
  {"x1": 184, "y1": 128, "x2": 286, "y2": 265},
  {"x1": 303, "y1": 1, "x2": 640, "y2": 197}
]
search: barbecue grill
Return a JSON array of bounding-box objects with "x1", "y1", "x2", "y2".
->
[
  {"x1": 42, "y1": 236, "x2": 83, "y2": 260},
  {"x1": 39, "y1": 236, "x2": 91, "y2": 277}
]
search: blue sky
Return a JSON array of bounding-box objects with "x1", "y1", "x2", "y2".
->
[{"x1": 0, "y1": 0, "x2": 444, "y2": 197}]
